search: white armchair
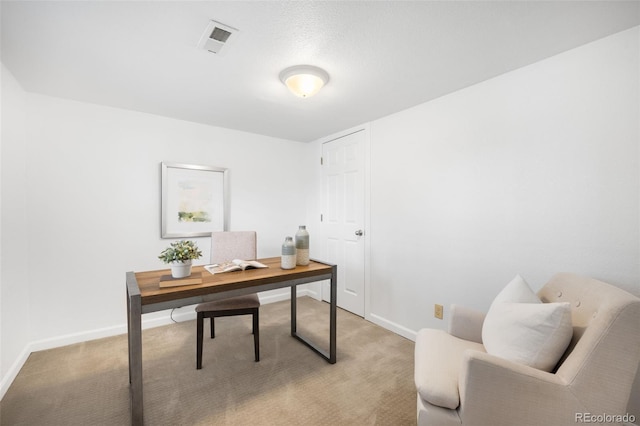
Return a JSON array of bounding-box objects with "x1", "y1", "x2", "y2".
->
[{"x1": 414, "y1": 273, "x2": 640, "y2": 426}]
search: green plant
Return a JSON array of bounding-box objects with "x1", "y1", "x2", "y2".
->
[{"x1": 158, "y1": 240, "x2": 202, "y2": 263}]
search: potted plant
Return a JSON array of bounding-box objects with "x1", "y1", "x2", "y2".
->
[{"x1": 158, "y1": 240, "x2": 203, "y2": 278}]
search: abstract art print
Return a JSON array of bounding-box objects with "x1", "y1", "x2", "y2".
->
[{"x1": 161, "y1": 162, "x2": 229, "y2": 238}]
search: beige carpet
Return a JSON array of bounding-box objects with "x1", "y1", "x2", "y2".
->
[{"x1": 0, "y1": 297, "x2": 416, "y2": 425}]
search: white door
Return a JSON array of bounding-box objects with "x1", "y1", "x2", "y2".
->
[{"x1": 321, "y1": 130, "x2": 366, "y2": 317}]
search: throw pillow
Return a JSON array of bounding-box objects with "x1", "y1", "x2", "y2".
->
[{"x1": 482, "y1": 275, "x2": 572, "y2": 372}]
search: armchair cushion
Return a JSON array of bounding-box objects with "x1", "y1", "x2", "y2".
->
[
  {"x1": 414, "y1": 328, "x2": 485, "y2": 409},
  {"x1": 448, "y1": 304, "x2": 485, "y2": 343},
  {"x1": 482, "y1": 275, "x2": 572, "y2": 372}
]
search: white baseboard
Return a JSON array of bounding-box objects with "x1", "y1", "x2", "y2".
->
[
  {"x1": 367, "y1": 312, "x2": 418, "y2": 342},
  {"x1": 0, "y1": 288, "x2": 316, "y2": 400},
  {"x1": 29, "y1": 324, "x2": 128, "y2": 353},
  {"x1": 0, "y1": 345, "x2": 31, "y2": 400}
]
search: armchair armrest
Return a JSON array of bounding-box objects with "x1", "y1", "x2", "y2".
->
[
  {"x1": 458, "y1": 351, "x2": 581, "y2": 426},
  {"x1": 447, "y1": 304, "x2": 485, "y2": 343}
]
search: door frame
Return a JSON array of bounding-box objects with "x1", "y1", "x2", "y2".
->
[{"x1": 314, "y1": 124, "x2": 371, "y2": 321}]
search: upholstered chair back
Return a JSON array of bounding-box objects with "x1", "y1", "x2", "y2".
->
[
  {"x1": 210, "y1": 231, "x2": 257, "y2": 264},
  {"x1": 538, "y1": 273, "x2": 640, "y2": 415}
]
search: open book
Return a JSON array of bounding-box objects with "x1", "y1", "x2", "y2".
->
[{"x1": 204, "y1": 259, "x2": 268, "y2": 275}]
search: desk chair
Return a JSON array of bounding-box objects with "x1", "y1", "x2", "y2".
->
[{"x1": 196, "y1": 231, "x2": 260, "y2": 369}]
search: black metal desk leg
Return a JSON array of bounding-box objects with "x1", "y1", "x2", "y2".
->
[
  {"x1": 291, "y1": 285, "x2": 297, "y2": 335},
  {"x1": 127, "y1": 287, "x2": 131, "y2": 384},
  {"x1": 329, "y1": 264, "x2": 337, "y2": 363},
  {"x1": 289, "y1": 268, "x2": 337, "y2": 364},
  {"x1": 126, "y1": 274, "x2": 143, "y2": 426}
]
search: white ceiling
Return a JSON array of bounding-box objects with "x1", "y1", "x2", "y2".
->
[{"x1": 2, "y1": 1, "x2": 639, "y2": 142}]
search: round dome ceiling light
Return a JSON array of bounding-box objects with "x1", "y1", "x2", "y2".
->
[{"x1": 279, "y1": 65, "x2": 330, "y2": 98}]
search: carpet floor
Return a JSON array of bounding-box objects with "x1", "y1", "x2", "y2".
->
[{"x1": 1, "y1": 297, "x2": 416, "y2": 425}]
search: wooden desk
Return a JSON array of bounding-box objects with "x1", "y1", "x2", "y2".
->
[{"x1": 126, "y1": 257, "x2": 337, "y2": 425}]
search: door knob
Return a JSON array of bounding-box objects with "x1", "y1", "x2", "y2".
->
[{"x1": 355, "y1": 230, "x2": 364, "y2": 236}]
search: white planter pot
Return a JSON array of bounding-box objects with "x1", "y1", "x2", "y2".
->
[{"x1": 170, "y1": 260, "x2": 192, "y2": 278}]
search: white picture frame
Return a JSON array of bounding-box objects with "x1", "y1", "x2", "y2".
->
[{"x1": 161, "y1": 162, "x2": 229, "y2": 238}]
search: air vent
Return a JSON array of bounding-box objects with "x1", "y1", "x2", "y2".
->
[
  {"x1": 197, "y1": 20, "x2": 238, "y2": 54},
  {"x1": 210, "y1": 27, "x2": 232, "y2": 43}
]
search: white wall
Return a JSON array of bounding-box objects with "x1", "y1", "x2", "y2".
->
[
  {"x1": 25, "y1": 94, "x2": 315, "y2": 341},
  {"x1": 368, "y1": 26, "x2": 639, "y2": 333},
  {"x1": 365, "y1": 26, "x2": 639, "y2": 418},
  {"x1": 0, "y1": 86, "x2": 314, "y2": 395},
  {"x1": 0, "y1": 64, "x2": 31, "y2": 395}
]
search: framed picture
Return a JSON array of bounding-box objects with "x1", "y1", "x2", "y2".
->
[{"x1": 161, "y1": 162, "x2": 229, "y2": 238}]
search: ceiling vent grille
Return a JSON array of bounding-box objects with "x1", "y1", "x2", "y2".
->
[{"x1": 197, "y1": 20, "x2": 238, "y2": 54}]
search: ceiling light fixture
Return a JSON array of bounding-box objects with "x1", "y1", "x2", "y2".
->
[{"x1": 279, "y1": 65, "x2": 329, "y2": 98}]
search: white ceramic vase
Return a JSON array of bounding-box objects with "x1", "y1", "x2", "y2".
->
[
  {"x1": 281, "y1": 237, "x2": 296, "y2": 270},
  {"x1": 295, "y1": 225, "x2": 310, "y2": 265},
  {"x1": 170, "y1": 259, "x2": 192, "y2": 278}
]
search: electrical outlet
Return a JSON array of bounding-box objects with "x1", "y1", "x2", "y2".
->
[{"x1": 434, "y1": 304, "x2": 444, "y2": 320}]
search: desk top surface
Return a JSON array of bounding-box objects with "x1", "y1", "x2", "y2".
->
[{"x1": 132, "y1": 257, "x2": 333, "y2": 305}]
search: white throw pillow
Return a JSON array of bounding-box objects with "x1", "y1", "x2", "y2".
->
[{"x1": 482, "y1": 275, "x2": 573, "y2": 372}]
